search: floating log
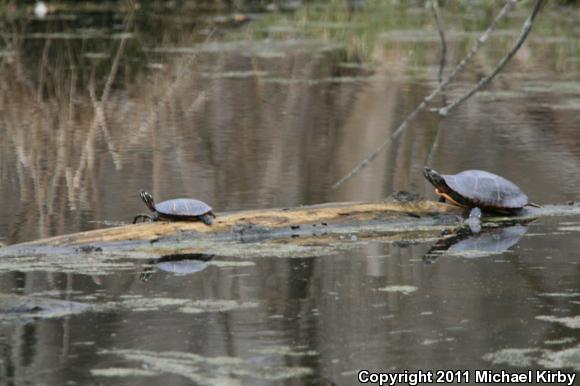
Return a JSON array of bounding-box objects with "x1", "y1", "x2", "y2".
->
[
  {"x1": 5, "y1": 197, "x2": 459, "y2": 247},
  {"x1": 1, "y1": 197, "x2": 579, "y2": 264}
]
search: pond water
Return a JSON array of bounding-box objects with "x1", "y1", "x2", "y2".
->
[{"x1": 0, "y1": 1, "x2": 580, "y2": 385}]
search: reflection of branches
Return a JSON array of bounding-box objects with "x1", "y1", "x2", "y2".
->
[
  {"x1": 37, "y1": 35, "x2": 52, "y2": 102},
  {"x1": 133, "y1": 28, "x2": 216, "y2": 142},
  {"x1": 101, "y1": 9, "x2": 134, "y2": 103},
  {"x1": 69, "y1": 3, "x2": 136, "y2": 205},
  {"x1": 430, "y1": 0, "x2": 446, "y2": 86},
  {"x1": 1, "y1": 1, "x2": 228, "y2": 242},
  {"x1": 0, "y1": 11, "x2": 31, "y2": 86},
  {"x1": 424, "y1": 119, "x2": 443, "y2": 167},
  {"x1": 425, "y1": 0, "x2": 447, "y2": 167},
  {"x1": 3, "y1": 0, "x2": 215, "y2": 241},
  {"x1": 89, "y1": 81, "x2": 122, "y2": 170},
  {"x1": 332, "y1": 0, "x2": 542, "y2": 189}
]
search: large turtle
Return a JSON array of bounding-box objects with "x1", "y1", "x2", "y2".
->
[
  {"x1": 132, "y1": 190, "x2": 216, "y2": 225},
  {"x1": 423, "y1": 167, "x2": 538, "y2": 232},
  {"x1": 423, "y1": 167, "x2": 538, "y2": 213}
]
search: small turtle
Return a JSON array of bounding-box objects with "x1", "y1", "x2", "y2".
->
[
  {"x1": 423, "y1": 167, "x2": 539, "y2": 232},
  {"x1": 133, "y1": 190, "x2": 216, "y2": 225}
]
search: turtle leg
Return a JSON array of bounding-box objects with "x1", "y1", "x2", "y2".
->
[
  {"x1": 199, "y1": 214, "x2": 213, "y2": 226},
  {"x1": 139, "y1": 260, "x2": 156, "y2": 282},
  {"x1": 466, "y1": 207, "x2": 482, "y2": 234},
  {"x1": 438, "y1": 196, "x2": 446, "y2": 203},
  {"x1": 133, "y1": 214, "x2": 153, "y2": 224}
]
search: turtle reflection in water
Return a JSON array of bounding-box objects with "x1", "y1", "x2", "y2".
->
[
  {"x1": 0, "y1": 294, "x2": 91, "y2": 321},
  {"x1": 133, "y1": 190, "x2": 216, "y2": 225},
  {"x1": 423, "y1": 167, "x2": 539, "y2": 233},
  {"x1": 140, "y1": 253, "x2": 214, "y2": 281},
  {"x1": 424, "y1": 225, "x2": 529, "y2": 263}
]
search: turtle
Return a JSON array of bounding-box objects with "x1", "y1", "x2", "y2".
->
[
  {"x1": 132, "y1": 190, "x2": 216, "y2": 225},
  {"x1": 423, "y1": 167, "x2": 539, "y2": 233},
  {"x1": 424, "y1": 224, "x2": 529, "y2": 263},
  {"x1": 140, "y1": 253, "x2": 214, "y2": 282}
]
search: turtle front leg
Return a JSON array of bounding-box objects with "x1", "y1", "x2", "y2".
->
[
  {"x1": 199, "y1": 214, "x2": 213, "y2": 226},
  {"x1": 139, "y1": 260, "x2": 156, "y2": 282},
  {"x1": 133, "y1": 214, "x2": 153, "y2": 224},
  {"x1": 465, "y1": 207, "x2": 482, "y2": 234}
]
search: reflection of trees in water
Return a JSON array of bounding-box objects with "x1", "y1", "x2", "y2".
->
[
  {"x1": 0, "y1": 8, "x2": 138, "y2": 242},
  {"x1": 1, "y1": 3, "x2": 580, "y2": 246},
  {"x1": 0, "y1": 26, "x2": 364, "y2": 243},
  {"x1": 0, "y1": 4, "x2": 579, "y2": 384}
]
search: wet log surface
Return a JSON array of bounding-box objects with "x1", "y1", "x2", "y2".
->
[
  {"x1": 2, "y1": 198, "x2": 460, "y2": 253},
  {"x1": 1, "y1": 197, "x2": 579, "y2": 262},
  {"x1": 1, "y1": 198, "x2": 579, "y2": 321}
]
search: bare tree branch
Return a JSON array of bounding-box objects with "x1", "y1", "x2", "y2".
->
[
  {"x1": 437, "y1": 0, "x2": 545, "y2": 116},
  {"x1": 330, "y1": 0, "x2": 520, "y2": 190}
]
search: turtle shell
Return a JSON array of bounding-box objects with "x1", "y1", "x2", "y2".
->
[
  {"x1": 442, "y1": 170, "x2": 528, "y2": 210},
  {"x1": 155, "y1": 198, "x2": 213, "y2": 217}
]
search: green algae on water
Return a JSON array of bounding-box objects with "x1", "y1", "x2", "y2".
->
[
  {"x1": 97, "y1": 296, "x2": 259, "y2": 315},
  {"x1": 97, "y1": 349, "x2": 312, "y2": 385},
  {"x1": 482, "y1": 348, "x2": 539, "y2": 367},
  {"x1": 536, "y1": 315, "x2": 580, "y2": 329},
  {"x1": 538, "y1": 344, "x2": 580, "y2": 371},
  {"x1": 91, "y1": 368, "x2": 158, "y2": 377},
  {"x1": 179, "y1": 300, "x2": 259, "y2": 314},
  {"x1": 484, "y1": 345, "x2": 580, "y2": 372},
  {"x1": 377, "y1": 285, "x2": 418, "y2": 294},
  {"x1": 250, "y1": 345, "x2": 318, "y2": 357},
  {"x1": 208, "y1": 260, "x2": 255, "y2": 268}
]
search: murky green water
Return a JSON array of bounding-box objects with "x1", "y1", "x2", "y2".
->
[{"x1": 1, "y1": 1, "x2": 580, "y2": 385}]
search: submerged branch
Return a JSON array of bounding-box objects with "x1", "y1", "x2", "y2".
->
[{"x1": 331, "y1": 0, "x2": 518, "y2": 190}]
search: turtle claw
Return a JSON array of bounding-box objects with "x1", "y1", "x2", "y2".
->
[{"x1": 466, "y1": 207, "x2": 482, "y2": 234}]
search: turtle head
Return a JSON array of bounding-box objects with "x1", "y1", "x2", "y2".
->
[
  {"x1": 140, "y1": 190, "x2": 156, "y2": 212},
  {"x1": 423, "y1": 167, "x2": 452, "y2": 195}
]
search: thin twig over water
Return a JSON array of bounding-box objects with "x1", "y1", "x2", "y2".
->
[
  {"x1": 331, "y1": 0, "x2": 520, "y2": 190},
  {"x1": 437, "y1": 0, "x2": 545, "y2": 116}
]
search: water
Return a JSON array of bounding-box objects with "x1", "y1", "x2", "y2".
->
[{"x1": 0, "y1": 2, "x2": 580, "y2": 385}]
